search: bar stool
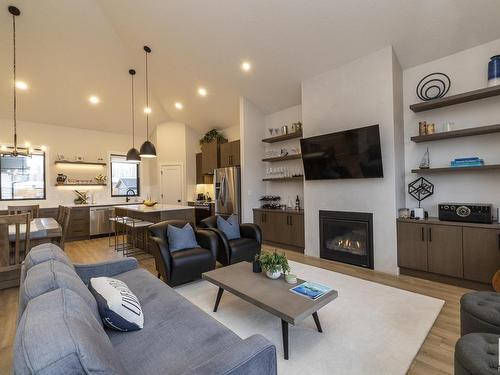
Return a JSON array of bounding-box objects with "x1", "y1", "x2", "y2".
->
[
  {"x1": 123, "y1": 219, "x2": 154, "y2": 257},
  {"x1": 109, "y1": 215, "x2": 136, "y2": 253}
]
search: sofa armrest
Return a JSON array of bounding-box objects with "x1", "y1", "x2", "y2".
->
[
  {"x1": 240, "y1": 223, "x2": 262, "y2": 245},
  {"x1": 205, "y1": 227, "x2": 231, "y2": 265},
  {"x1": 182, "y1": 334, "x2": 277, "y2": 375},
  {"x1": 74, "y1": 258, "x2": 138, "y2": 285},
  {"x1": 195, "y1": 229, "x2": 218, "y2": 260}
]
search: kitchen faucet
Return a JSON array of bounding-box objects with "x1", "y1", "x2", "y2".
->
[{"x1": 126, "y1": 188, "x2": 136, "y2": 203}]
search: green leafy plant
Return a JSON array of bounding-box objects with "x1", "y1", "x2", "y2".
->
[
  {"x1": 199, "y1": 128, "x2": 227, "y2": 146},
  {"x1": 258, "y1": 251, "x2": 290, "y2": 274}
]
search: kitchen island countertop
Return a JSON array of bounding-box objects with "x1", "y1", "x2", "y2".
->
[{"x1": 113, "y1": 204, "x2": 194, "y2": 213}]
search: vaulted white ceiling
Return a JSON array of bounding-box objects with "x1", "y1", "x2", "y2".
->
[{"x1": 1, "y1": 0, "x2": 500, "y2": 134}]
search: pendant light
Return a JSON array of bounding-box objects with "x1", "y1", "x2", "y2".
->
[
  {"x1": 2, "y1": 6, "x2": 31, "y2": 158},
  {"x1": 126, "y1": 69, "x2": 141, "y2": 162},
  {"x1": 139, "y1": 45, "x2": 157, "y2": 158}
]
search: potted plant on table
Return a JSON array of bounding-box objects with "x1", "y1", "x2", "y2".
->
[{"x1": 258, "y1": 251, "x2": 290, "y2": 280}]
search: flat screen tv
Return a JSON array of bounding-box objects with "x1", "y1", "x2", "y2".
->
[{"x1": 300, "y1": 124, "x2": 383, "y2": 180}]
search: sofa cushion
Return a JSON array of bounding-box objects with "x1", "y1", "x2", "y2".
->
[
  {"x1": 229, "y1": 237, "x2": 260, "y2": 263},
  {"x1": 461, "y1": 291, "x2": 500, "y2": 335},
  {"x1": 24, "y1": 243, "x2": 73, "y2": 272},
  {"x1": 14, "y1": 288, "x2": 125, "y2": 375},
  {"x1": 455, "y1": 333, "x2": 499, "y2": 375},
  {"x1": 89, "y1": 277, "x2": 144, "y2": 331},
  {"x1": 20, "y1": 260, "x2": 100, "y2": 322},
  {"x1": 167, "y1": 223, "x2": 200, "y2": 252},
  {"x1": 107, "y1": 268, "x2": 242, "y2": 374},
  {"x1": 217, "y1": 214, "x2": 241, "y2": 240}
]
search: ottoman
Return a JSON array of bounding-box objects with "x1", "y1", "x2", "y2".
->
[
  {"x1": 461, "y1": 292, "x2": 500, "y2": 336},
  {"x1": 455, "y1": 333, "x2": 499, "y2": 375}
]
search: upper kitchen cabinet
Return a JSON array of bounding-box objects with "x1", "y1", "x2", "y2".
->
[
  {"x1": 196, "y1": 153, "x2": 213, "y2": 184},
  {"x1": 220, "y1": 140, "x2": 240, "y2": 168},
  {"x1": 201, "y1": 141, "x2": 224, "y2": 175}
]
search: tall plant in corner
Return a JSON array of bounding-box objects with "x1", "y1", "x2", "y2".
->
[{"x1": 199, "y1": 129, "x2": 227, "y2": 146}]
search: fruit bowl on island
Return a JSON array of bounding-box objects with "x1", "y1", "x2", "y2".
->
[{"x1": 143, "y1": 199, "x2": 158, "y2": 207}]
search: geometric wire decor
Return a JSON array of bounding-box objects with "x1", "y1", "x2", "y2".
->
[{"x1": 408, "y1": 177, "x2": 434, "y2": 208}]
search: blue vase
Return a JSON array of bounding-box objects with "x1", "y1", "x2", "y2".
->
[{"x1": 488, "y1": 55, "x2": 500, "y2": 87}]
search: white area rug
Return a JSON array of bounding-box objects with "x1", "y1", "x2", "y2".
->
[{"x1": 176, "y1": 261, "x2": 444, "y2": 375}]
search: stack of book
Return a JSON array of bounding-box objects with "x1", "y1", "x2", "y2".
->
[{"x1": 450, "y1": 157, "x2": 484, "y2": 168}]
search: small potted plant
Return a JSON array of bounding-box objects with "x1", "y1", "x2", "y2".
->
[{"x1": 258, "y1": 251, "x2": 290, "y2": 280}]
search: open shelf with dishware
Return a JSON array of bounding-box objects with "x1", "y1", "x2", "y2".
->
[
  {"x1": 262, "y1": 154, "x2": 302, "y2": 162},
  {"x1": 411, "y1": 123, "x2": 500, "y2": 143},
  {"x1": 409, "y1": 85, "x2": 500, "y2": 113},
  {"x1": 55, "y1": 183, "x2": 107, "y2": 186},
  {"x1": 262, "y1": 176, "x2": 303, "y2": 182},
  {"x1": 54, "y1": 160, "x2": 107, "y2": 166},
  {"x1": 262, "y1": 130, "x2": 302, "y2": 143},
  {"x1": 411, "y1": 164, "x2": 500, "y2": 174}
]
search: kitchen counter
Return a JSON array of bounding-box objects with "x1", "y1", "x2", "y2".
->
[{"x1": 114, "y1": 204, "x2": 194, "y2": 213}]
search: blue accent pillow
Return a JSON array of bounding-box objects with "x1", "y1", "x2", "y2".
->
[
  {"x1": 217, "y1": 214, "x2": 241, "y2": 240},
  {"x1": 167, "y1": 223, "x2": 200, "y2": 252}
]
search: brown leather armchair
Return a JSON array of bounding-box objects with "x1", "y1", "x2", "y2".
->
[
  {"x1": 199, "y1": 215, "x2": 262, "y2": 266},
  {"x1": 148, "y1": 220, "x2": 218, "y2": 286}
]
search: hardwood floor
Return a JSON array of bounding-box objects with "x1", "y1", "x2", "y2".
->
[{"x1": 0, "y1": 238, "x2": 469, "y2": 374}]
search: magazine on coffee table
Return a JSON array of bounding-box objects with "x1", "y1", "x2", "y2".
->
[{"x1": 290, "y1": 281, "x2": 332, "y2": 300}]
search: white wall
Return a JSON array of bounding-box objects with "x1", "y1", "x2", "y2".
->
[
  {"x1": 240, "y1": 97, "x2": 266, "y2": 222},
  {"x1": 263, "y1": 105, "x2": 304, "y2": 205},
  {"x1": 0, "y1": 119, "x2": 150, "y2": 208},
  {"x1": 301, "y1": 46, "x2": 403, "y2": 274},
  {"x1": 222, "y1": 125, "x2": 240, "y2": 142},
  {"x1": 403, "y1": 38, "x2": 500, "y2": 216}
]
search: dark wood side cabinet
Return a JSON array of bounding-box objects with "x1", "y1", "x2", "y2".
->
[
  {"x1": 201, "y1": 140, "x2": 226, "y2": 175},
  {"x1": 67, "y1": 206, "x2": 90, "y2": 241},
  {"x1": 196, "y1": 153, "x2": 213, "y2": 184},
  {"x1": 397, "y1": 218, "x2": 500, "y2": 289},
  {"x1": 253, "y1": 208, "x2": 304, "y2": 252},
  {"x1": 220, "y1": 140, "x2": 240, "y2": 167}
]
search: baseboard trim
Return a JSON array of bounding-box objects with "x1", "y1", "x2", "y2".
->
[{"x1": 262, "y1": 240, "x2": 304, "y2": 253}]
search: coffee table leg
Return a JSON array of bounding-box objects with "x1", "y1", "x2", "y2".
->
[
  {"x1": 281, "y1": 320, "x2": 289, "y2": 360},
  {"x1": 312, "y1": 311, "x2": 323, "y2": 333},
  {"x1": 213, "y1": 287, "x2": 224, "y2": 312}
]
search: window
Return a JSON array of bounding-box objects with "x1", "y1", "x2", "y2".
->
[
  {"x1": 0, "y1": 152, "x2": 46, "y2": 200},
  {"x1": 110, "y1": 154, "x2": 140, "y2": 197}
]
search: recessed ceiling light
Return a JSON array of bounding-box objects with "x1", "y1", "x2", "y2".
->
[
  {"x1": 175, "y1": 102, "x2": 183, "y2": 110},
  {"x1": 198, "y1": 87, "x2": 207, "y2": 97},
  {"x1": 144, "y1": 107, "x2": 152, "y2": 114},
  {"x1": 89, "y1": 96, "x2": 100, "y2": 104},
  {"x1": 241, "y1": 61, "x2": 251, "y2": 72},
  {"x1": 15, "y1": 81, "x2": 28, "y2": 90}
]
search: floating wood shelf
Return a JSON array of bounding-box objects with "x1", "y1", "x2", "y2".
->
[
  {"x1": 262, "y1": 154, "x2": 302, "y2": 162},
  {"x1": 262, "y1": 176, "x2": 304, "y2": 181},
  {"x1": 409, "y1": 85, "x2": 500, "y2": 112},
  {"x1": 55, "y1": 183, "x2": 107, "y2": 186},
  {"x1": 55, "y1": 160, "x2": 107, "y2": 166},
  {"x1": 262, "y1": 131, "x2": 302, "y2": 143},
  {"x1": 411, "y1": 124, "x2": 500, "y2": 143},
  {"x1": 411, "y1": 164, "x2": 500, "y2": 174}
]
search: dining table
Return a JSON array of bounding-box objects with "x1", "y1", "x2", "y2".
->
[{"x1": 8, "y1": 217, "x2": 62, "y2": 243}]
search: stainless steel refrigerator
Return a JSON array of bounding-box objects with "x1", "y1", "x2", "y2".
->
[{"x1": 214, "y1": 167, "x2": 241, "y2": 218}]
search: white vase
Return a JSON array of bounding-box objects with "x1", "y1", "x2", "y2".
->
[{"x1": 266, "y1": 270, "x2": 282, "y2": 279}]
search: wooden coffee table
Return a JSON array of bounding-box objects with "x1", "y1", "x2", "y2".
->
[{"x1": 202, "y1": 262, "x2": 338, "y2": 359}]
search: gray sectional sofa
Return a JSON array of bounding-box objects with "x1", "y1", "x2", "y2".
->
[{"x1": 14, "y1": 243, "x2": 277, "y2": 374}]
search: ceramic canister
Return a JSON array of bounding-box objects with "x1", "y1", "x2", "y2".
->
[{"x1": 488, "y1": 55, "x2": 500, "y2": 87}]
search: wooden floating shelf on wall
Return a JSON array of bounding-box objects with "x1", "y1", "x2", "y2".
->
[
  {"x1": 55, "y1": 160, "x2": 107, "y2": 166},
  {"x1": 409, "y1": 85, "x2": 500, "y2": 113},
  {"x1": 411, "y1": 164, "x2": 500, "y2": 174},
  {"x1": 55, "y1": 183, "x2": 107, "y2": 186},
  {"x1": 262, "y1": 176, "x2": 304, "y2": 181},
  {"x1": 411, "y1": 124, "x2": 500, "y2": 143},
  {"x1": 262, "y1": 154, "x2": 302, "y2": 162},
  {"x1": 262, "y1": 131, "x2": 302, "y2": 143}
]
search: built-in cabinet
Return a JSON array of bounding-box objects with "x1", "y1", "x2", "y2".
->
[
  {"x1": 196, "y1": 153, "x2": 213, "y2": 184},
  {"x1": 253, "y1": 208, "x2": 304, "y2": 251},
  {"x1": 201, "y1": 141, "x2": 223, "y2": 175},
  {"x1": 67, "y1": 206, "x2": 90, "y2": 241},
  {"x1": 397, "y1": 218, "x2": 500, "y2": 288},
  {"x1": 220, "y1": 140, "x2": 240, "y2": 168}
]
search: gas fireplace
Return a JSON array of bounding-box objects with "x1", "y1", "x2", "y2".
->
[{"x1": 319, "y1": 210, "x2": 373, "y2": 269}]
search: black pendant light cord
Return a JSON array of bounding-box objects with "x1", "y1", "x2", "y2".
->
[
  {"x1": 145, "y1": 47, "x2": 150, "y2": 141},
  {"x1": 131, "y1": 71, "x2": 135, "y2": 147},
  {"x1": 12, "y1": 9, "x2": 17, "y2": 152}
]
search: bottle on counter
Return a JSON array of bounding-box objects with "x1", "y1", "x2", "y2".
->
[
  {"x1": 295, "y1": 195, "x2": 300, "y2": 210},
  {"x1": 287, "y1": 196, "x2": 293, "y2": 209}
]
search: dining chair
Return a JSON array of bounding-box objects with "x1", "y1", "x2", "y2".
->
[
  {"x1": 0, "y1": 213, "x2": 30, "y2": 290},
  {"x1": 58, "y1": 207, "x2": 71, "y2": 250},
  {"x1": 56, "y1": 205, "x2": 65, "y2": 225},
  {"x1": 8, "y1": 205, "x2": 40, "y2": 220}
]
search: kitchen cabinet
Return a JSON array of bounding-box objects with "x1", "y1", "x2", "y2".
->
[
  {"x1": 463, "y1": 227, "x2": 500, "y2": 283},
  {"x1": 196, "y1": 153, "x2": 213, "y2": 184},
  {"x1": 220, "y1": 140, "x2": 240, "y2": 167},
  {"x1": 397, "y1": 218, "x2": 500, "y2": 288},
  {"x1": 253, "y1": 209, "x2": 304, "y2": 251},
  {"x1": 67, "y1": 206, "x2": 90, "y2": 241},
  {"x1": 201, "y1": 141, "x2": 223, "y2": 175},
  {"x1": 397, "y1": 222, "x2": 428, "y2": 271}
]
